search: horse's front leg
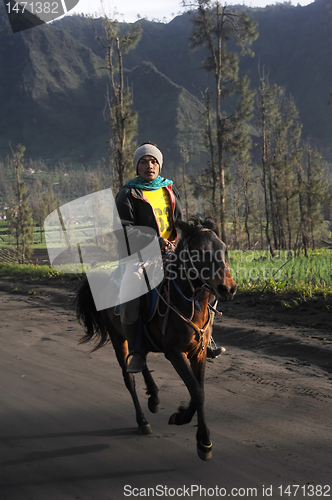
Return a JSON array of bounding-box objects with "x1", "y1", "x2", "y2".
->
[
  {"x1": 142, "y1": 366, "x2": 159, "y2": 413},
  {"x1": 164, "y1": 346, "x2": 212, "y2": 460},
  {"x1": 167, "y1": 351, "x2": 207, "y2": 426},
  {"x1": 189, "y1": 351, "x2": 212, "y2": 461}
]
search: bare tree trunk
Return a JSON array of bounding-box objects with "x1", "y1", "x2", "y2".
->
[
  {"x1": 181, "y1": 148, "x2": 189, "y2": 222},
  {"x1": 306, "y1": 147, "x2": 315, "y2": 249},
  {"x1": 296, "y1": 161, "x2": 308, "y2": 257},
  {"x1": 204, "y1": 89, "x2": 217, "y2": 215},
  {"x1": 259, "y1": 68, "x2": 274, "y2": 257},
  {"x1": 244, "y1": 179, "x2": 251, "y2": 249}
]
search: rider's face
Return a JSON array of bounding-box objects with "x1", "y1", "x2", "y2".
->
[{"x1": 137, "y1": 156, "x2": 160, "y2": 181}]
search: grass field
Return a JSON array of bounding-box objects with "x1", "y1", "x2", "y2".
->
[
  {"x1": 0, "y1": 248, "x2": 331, "y2": 298},
  {"x1": 227, "y1": 248, "x2": 332, "y2": 297},
  {"x1": 0, "y1": 221, "x2": 45, "y2": 248},
  {"x1": 0, "y1": 220, "x2": 331, "y2": 297}
]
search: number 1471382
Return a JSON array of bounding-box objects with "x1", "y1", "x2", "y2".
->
[
  {"x1": 6, "y1": 2, "x2": 60, "y2": 15},
  {"x1": 277, "y1": 485, "x2": 330, "y2": 497}
]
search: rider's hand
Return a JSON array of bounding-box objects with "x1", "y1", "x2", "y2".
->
[{"x1": 160, "y1": 239, "x2": 175, "y2": 252}]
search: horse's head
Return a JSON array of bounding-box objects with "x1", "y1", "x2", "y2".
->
[{"x1": 175, "y1": 217, "x2": 237, "y2": 302}]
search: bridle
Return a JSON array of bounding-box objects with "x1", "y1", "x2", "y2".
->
[
  {"x1": 156, "y1": 227, "x2": 223, "y2": 328},
  {"x1": 141, "y1": 225, "x2": 225, "y2": 356},
  {"x1": 181, "y1": 229, "x2": 216, "y2": 291}
]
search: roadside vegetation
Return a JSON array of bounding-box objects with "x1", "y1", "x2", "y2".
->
[
  {"x1": 228, "y1": 248, "x2": 332, "y2": 298},
  {"x1": 0, "y1": 247, "x2": 331, "y2": 300},
  {"x1": 0, "y1": 262, "x2": 82, "y2": 284},
  {"x1": 0, "y1": 1, "x2": 331, "y2": 303}
]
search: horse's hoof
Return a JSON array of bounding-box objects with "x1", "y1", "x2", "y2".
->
[
  {"x1": 148, "y1": 398, "x2": 159, "y2": 414},
  {"x1": 197, "y1": 441, "x2": 213, "y2": 461},
  {"x1": 168, "y1": 413, "x2": 178, "y2": 425},
  {"x1": 168, "y1": 407, "x2": 193, "y2": 426},
  {"x1": 139, "y1": 423, "x2": 152, "y2": 435}
]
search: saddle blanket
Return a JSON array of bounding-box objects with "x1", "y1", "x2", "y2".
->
[{"x1": 114, "y1": 288, "x2": 159, "y2": 322}]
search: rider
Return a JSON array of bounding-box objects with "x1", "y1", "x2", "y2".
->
[
  {"x1": 116, "y1": 142, "x2": 221, "y2": 373},
  {"x1": 116, "y1": 142, "x2": 182, "y2": 372}
]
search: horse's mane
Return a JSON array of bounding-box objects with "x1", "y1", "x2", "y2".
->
[
  {"x1": 173, "y1": 216, "x2": 220, "y2": 258},
  {"x1": 187, "y1": 216, "x2": 220, "y2": 238}
]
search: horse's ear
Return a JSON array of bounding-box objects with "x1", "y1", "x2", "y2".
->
[
  {"x1": 203, "y1": 217, "x2": 219, "y2": 237},
  {"x1": 175, "y1": 218, "x2": 192, "y2": 239}
]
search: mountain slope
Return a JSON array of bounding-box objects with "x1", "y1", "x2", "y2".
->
[
  {"x1": 128, "y1": 62, "x2": 205, "y2": 163},
  {"x1": 246, "y1": 0, "x2": 332, "y2": 145},
  {"x1": 0, "y1": 1, "x2": 332, "y2": 165},
  {"x1": 0, "y1": 5, "x2": 206, "y2": 165},
  {"x1": 56, "y1": 2, "x2": 332, "y2": 152},
  {"x1": 0, "y1": 14, "x2": 108, "y2": 163}
]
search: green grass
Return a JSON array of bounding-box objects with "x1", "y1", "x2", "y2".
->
[
  {"x1": 0, "y1": 262, "x2": 82, "y2": 283},
  {"x1": 0, "y1": 221, "x2": 106, "y2": 249},
  {"x1": 0, "y1": 239, "x2": 331, "y2": 299},
  {"x1": 0, "y1": 221, "x2": 46, "y2": 249},
  {"x1": 227, "y1": 248, "x2": 332, "y2": 297}
]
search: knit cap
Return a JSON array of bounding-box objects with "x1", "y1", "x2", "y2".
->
[{"x1": 133, "y1": 144, "x2": 163, "y2": 173}]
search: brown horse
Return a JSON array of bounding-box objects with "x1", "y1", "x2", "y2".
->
[{"x1": 75, "y1": 218, "x2": 237, "y2": 460}]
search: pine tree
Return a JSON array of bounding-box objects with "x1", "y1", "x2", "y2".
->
[
  {"x1": 184, "y1": 0, "x2": 258, "y2": 244},
  {"x1": 180, "y1": 146, "x2": 190, "y2": 221},
  {"x1": 257, "y1": 71, "x2": 302, "y2": 252},
  {"x1": 303, "y1": 142, "x2": 326, "y2": 249},
  {"x1": 8, "y1": 144, "x2": 33, "y2": 264},
  {"x1": 257, "y1": 67, "x2": 274, "y2": 256},
  {"x1": 31, "y1": 179, "x2": 57, "y2": 244},
  {"x1": 94, "y1": 16, "x2": 141, "y2": 192},
  {"x1": 229, "y1": 74, "x2": 256, "y2": 250},
  {"x1": 201, "y1": 88, "x2": 218, "y2": 215}
]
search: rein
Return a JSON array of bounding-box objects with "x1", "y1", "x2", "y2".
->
[{"x1": 156, "y1": 229, "x2": 216, "y2": 347}]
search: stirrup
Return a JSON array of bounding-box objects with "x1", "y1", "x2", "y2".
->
[
  {"x1": 126, "y1": 351, "x2": 146, "y2": 373},
  {"x1": 207, "y1": 337, "x2": 226, "y2": 359},
  {"x1": 206, "y1": 346, "x2": 225, "y2": 358}
]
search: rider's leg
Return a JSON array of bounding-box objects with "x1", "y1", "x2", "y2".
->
[
  {"x1": 120, "y1": 298, "x2": 146, "y2": 373},
  {"x1": 206, "y1": 305, "x2": 225, "y2": 359}
]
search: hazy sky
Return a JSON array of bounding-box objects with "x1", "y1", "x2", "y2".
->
[{"x1": 69, "y1": 0, "x2": 314, "y2": 23}]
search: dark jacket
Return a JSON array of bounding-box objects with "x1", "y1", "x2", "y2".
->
[{"x1": 115, "y1": 183, "x2": 183, "y2": 254}]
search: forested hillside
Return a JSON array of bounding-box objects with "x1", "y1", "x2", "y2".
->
[
  {"x1": 57, "y1": 0, "x2": 332, "y2": 155},
  {"x1": 0, "y1": 0, "x2": 332, "y2": 165},
  {"x1": 0, "y1": 0, "x2": 332, "y2": 256}
]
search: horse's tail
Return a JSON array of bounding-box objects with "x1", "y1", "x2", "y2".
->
[{"x1": 75, "y1": 277, "x2": 109, "y2": 351}]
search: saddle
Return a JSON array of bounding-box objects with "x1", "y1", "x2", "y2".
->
[{"x1": 114, "y1": 287, "x2": 160, "y2": 323}]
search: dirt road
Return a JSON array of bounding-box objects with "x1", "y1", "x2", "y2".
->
[{"x1": 0, "y1": 280, "x2": 331, "y2": 500}]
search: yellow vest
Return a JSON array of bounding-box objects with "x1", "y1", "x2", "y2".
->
[{"x1": 142, "y1": 188, "x2": 173, "y2": 240}]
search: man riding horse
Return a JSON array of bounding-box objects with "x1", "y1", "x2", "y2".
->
[{"x1": 116, "y1": 142, "x2": 221, "y2": 373}]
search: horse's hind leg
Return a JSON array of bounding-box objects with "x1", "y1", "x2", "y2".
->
[
  {"x1": 100, "y1": 313, "x2": 152, "y2": 435},
  {"x1": 114, "y1": 336, "x2": 152, "y2": 435},
  {"x1": 142, "y1": 366, "x2": 159, "y2": 413}
]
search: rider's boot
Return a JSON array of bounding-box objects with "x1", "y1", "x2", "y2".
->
[
  {"x1": 206, "y1": 345, "x2": 223, "y2": 358},
  {"x1": 122, "y1": 321, "x2": 146, "y2": 373},
  {"x1": 206, "y1": 336, "x2": 225, "y2": 359}
]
